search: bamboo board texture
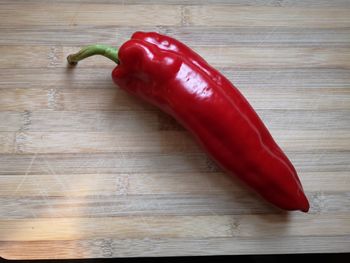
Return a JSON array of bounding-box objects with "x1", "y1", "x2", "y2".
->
[{"x1": 0, "y1": 0, "x2": 350, "y2": 259}]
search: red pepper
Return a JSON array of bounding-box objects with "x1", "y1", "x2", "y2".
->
[{"x1": 67, "y1": 31, "x2": 309, "y2": 212}]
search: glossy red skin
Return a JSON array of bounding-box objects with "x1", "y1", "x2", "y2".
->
[{"x1": 112, "y1": 31, "x2": 310, "y2": 212}]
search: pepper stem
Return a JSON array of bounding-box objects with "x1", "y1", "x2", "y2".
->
[{"x1": 67, "y1": 44, "x2": 119, "y2": 65}]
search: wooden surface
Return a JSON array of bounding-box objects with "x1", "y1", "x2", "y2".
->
[{"x1": 1, "y1": 0, "x2": 350, "y2": 259}]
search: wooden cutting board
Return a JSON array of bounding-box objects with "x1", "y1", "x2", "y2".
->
[{"x1": 0, "y1": 0, "x2": 349, "y2": 259}]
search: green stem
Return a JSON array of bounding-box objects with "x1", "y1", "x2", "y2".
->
[{"x1": 67, "y1": 44, "x2": 119, "y2": 65}]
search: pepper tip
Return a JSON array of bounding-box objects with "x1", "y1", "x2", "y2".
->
[
  {"x1": 300, "y1": 206, "x2": 309, "y2": 213},
  {"x1": 299, "y1": 197, "x2": 310, "y2": 213}
]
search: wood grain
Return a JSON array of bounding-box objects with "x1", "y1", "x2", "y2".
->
[
  {"x1": 1, "y1": 27, "x2": 350, "y2": 47},
  {"x1": 3, "y1": 0, "x2": 350, "y2": 7},
  {"x1": 0, "y1": 4, "x2": 182, "y2": 28},
  {"x1": 1, "y1": 171, "x2": 349, "y2": 197},
  {"x1": 0, "y1": 0, "x2": 350, "y2": 259},
  {"x1": 185, "y1": 6, "x2": 350, "y2": 28},
  {"x1": 0, "y1": 132, "x2": 15, "y2": 153},
  {"x1": 1, "y1": 213, "x2": 350, "y2": 241},
  {"x1": 2, "y1": 236, "x2": 350, "y2": 259}
]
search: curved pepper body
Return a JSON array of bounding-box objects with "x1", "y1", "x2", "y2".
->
[{"x1": 112, "y1": 32, "x2": 309, "y2": 212}]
